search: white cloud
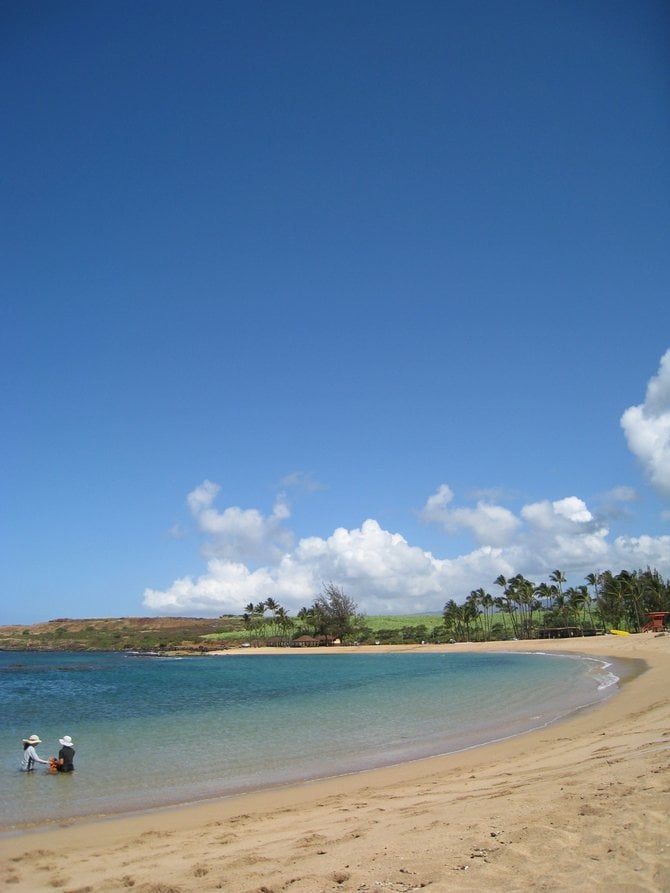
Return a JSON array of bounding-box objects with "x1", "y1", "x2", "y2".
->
[
  {"x1": 423, "y1": 488, "x2": 611, "y2": 579},
  {"x1": 520, "y1": 496, "x2": 594, "y2": 531},
  {"x1": 419, "y1": 483, "x2": 520, "y2": 546},
  {"x1": 621, "y1": 349, "x2": 670, "y2": 499},
  {"x1": 144, "y1": 561, "x2": 278, "y2": 614},
  {"x1": 147, "y1": 348, "x2": 670, "y2": 620},
  {"x1": 610, "y1": 534, "x2": 670, "y2": 571},
  {"x1": 186, "y1": 480, "x2": 293, "y2": 563},
  {"x1": 186, "y1": 479, "x2": 220, "y2": 515},
  {"x1": 144, "y1": 481, "x2": 670, "y2": 617}
]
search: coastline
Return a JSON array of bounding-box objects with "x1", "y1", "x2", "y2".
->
[{"x1": 1, "y1": 634, "x2": 668, "y2": 892}]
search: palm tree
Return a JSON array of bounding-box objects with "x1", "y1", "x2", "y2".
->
[
  {"x1": 508, "y1": 574, "x2": 537, "y2": 638},
  {"x1": 484, "y1": 590, "x2": 497, "y2": 638},
  {"x1": 249, "y1": 601, "x2": 267, "y2": 638},
  {"x1": 493, "y1": 574, "x2": 520, "y2": 638},
  {"x1": 618, "y1": 570, "x2": 645, "y2": 632},
  {"x1": 552, "y1": 589, "x2": 569, "y2": 626},
  {"x1": 243, "y1": 602, "x2": 261, "y2": 636},
  {"x1": 549, "y1": 569, "x2": 566, "y2": 598},
  {"x1": 443, "y1": 599, "x2": 467, "y2": 641},
  {"x1": 597, "y1": 571, "x2": 625, "y2": 629},
  {"x1": 475, "y1": 588, "x2": 495, "y2": 640},
  {"x1": 264, "y1": 597, "x2": 280, "y2": 635},
  {"x1": 494, "y1": 574, "x2": 507, "y2": 591},
  {"x1": 465, "y1": 591, "x2": 482, "y2": 640},
  {"x1": 567, "y1": 586, "x2": 589, "y2": 627},
  {"x1": 573, "y1": 584, "x2": 597, "y2": 630},
  {"x1": 585, "y1": 573, "x2": 606, "y2": 632},
  {"x1": 639, "y1": 568, "x2": 667, "y2": 612},
  {"x1": 534, "y1": 582, "x2": 552, "y2": 613},
  {"x1": 299, "y1": 603, "x2": 330, "y2": 637},
  {"x1": 585, "y1": 572, "x2": 601, "y2": 601},
  {"x1": 275, "y1": 606, "x2": 294, "y2": 642}
]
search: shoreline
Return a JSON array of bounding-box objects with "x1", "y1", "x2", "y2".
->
[
  {"x1": 0, "y1": 644, "x2": 625, "y2": 837},
  {"x1": 1, "y1": 634, "x2": 668, "y2": 891},
  {"x1": 0, "y1": 646, "x2": 632, "y2": 841}
]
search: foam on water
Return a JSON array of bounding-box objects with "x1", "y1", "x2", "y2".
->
[{"x1": 0, "y1": 649, "x2": 619, "y2": 831}]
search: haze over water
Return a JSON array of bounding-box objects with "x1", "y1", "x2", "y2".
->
[{"x1": 0, "y1": 650, "x2": 617, "y2": 831}]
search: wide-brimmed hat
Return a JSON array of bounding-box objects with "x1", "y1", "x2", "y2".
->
[
  {"x1": 23, "y1": 734, "x2": 41, "y2": 745},
  {"x1": 59, "y1": 735, "x2": 73, "y2": 747}
]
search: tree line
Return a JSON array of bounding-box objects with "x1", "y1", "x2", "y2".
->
[
  {"x1": 442, "y1": 567, "x2": 670, "y2": 641},
  {"x1": 238, "y1": 567, "x2": 670, "y2": 646},
  {"x1": 242, "y1": 582, "x2": 363, "y2": 643}
]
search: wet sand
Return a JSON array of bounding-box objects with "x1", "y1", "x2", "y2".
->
[{"x1": 1, "y1": 634, "x2": 668, "y2": 892}]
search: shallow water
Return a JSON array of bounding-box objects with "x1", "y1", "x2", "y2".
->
[{"x1": 0, "y1": 649, "x2": 618, "y2": 831}]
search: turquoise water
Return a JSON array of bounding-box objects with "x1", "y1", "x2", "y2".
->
[{"x1": 0, "y1": 649, "x2": 618, "y2": 831}]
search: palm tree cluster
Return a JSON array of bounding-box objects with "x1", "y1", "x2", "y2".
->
[
  {"x1": 596, "y1": 568, "x2": 669, "y2": 631},
  {"x1": 242, "y1": 583, "x2": 362, "y2": 644},
  {"x1": 242, "y1": 597, "x2": 294, "y2": 640},
  {"x1": 442, "y1": 567, "x2": 670, "y2": 641}
]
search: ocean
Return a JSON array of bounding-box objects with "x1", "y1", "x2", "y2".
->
[{"x1": 0, "y1": 648, "x2": 618, "y2": 832}]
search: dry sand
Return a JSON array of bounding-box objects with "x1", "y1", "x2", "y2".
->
[{"x1": 1, "y1": 634, "x2": 668, "y2": 892}]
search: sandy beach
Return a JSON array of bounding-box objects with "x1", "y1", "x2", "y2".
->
[{"x1": 1, "y1": 634, "x2": 668, "y2": 892}]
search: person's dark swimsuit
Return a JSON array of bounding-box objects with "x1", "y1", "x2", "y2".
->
[{"x1": 58, "y1": 745, "x2": 75, "y2": 772}]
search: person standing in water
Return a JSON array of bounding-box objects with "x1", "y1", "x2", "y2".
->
[
  {"x1": 55, "y1": 735, "x2": 75, "y2": 772},
  {"x1": 21, "y1": 734, "x2": 50, "y2": 771}
]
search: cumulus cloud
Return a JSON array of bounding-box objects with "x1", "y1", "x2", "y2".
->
[
  {"x1": 144, "y1": 561, "x2": 279, "y2": 614},
  {"x1": 419, "y1": 483, "x2": 520, "y2": 546},
  {"x1": 144, "y1": 480, "x2": 670, "y2": 617},
  {"x1": 421, "y1": 487, "x2": 611, "y2": 578},
  {"x1": 144, "y1": 509, "x2": 511, "y2": 616},
  {"x1": 147, "y1": 346, "x2": 670, "y2": 621},
  {"x1": 621, "y1": 349, "x2": 670, "y2": 499},
  {"x1": 186, "y1": 479, "x2": 293, "y2": 563},
  {"x1": 520, "y1": 496, "x2": 594, "y2": 530},
  {"x1": 611, "y1": 534, "x2": 670, "y2": 567},
  {"x1": 515, "y1": 496, "x2": 609, "y2": 574}
]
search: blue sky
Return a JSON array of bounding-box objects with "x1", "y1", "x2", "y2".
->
[{"x1": 3, "y1": 1, "x2": 669, "y2": 625}]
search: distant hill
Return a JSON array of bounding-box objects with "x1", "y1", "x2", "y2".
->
[
  {"x1": 0, "y1": 616, "x2": 244, "y2": 653},
  {"x1": 0, "y1": 613, "x2": 446, "y2": 652}
]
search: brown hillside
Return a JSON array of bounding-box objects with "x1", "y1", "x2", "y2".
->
[{"x1": 0, "y1": 616, "x2": 243, "y2": 652}]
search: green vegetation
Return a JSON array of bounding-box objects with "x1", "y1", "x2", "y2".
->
[
  {"x1": 0, "y1": 616, "x2": 244, "y2": 653},
  {"x1": 221, "y1": 583, "x2": 367, "y2": 645},
  {"x1": 441, "y1": 567, "x2": 670, "y2": 642},
  {"x1": 201, "y1": 613, "x2": 443, "y2": 645},
  {"x1": 1, "y1": 567, "x2": 668, "y2": 653}
]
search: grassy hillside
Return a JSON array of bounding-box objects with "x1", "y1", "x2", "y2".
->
[
  {"x1": 364, "y1": 615, "x2": 442, "y2": 632},
  {"x1": 0, "y1": 616, "x2": 244, "y2": 652},
  {"x1": 0, "y1": 614, "x2": 445, "y2": 652}
]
